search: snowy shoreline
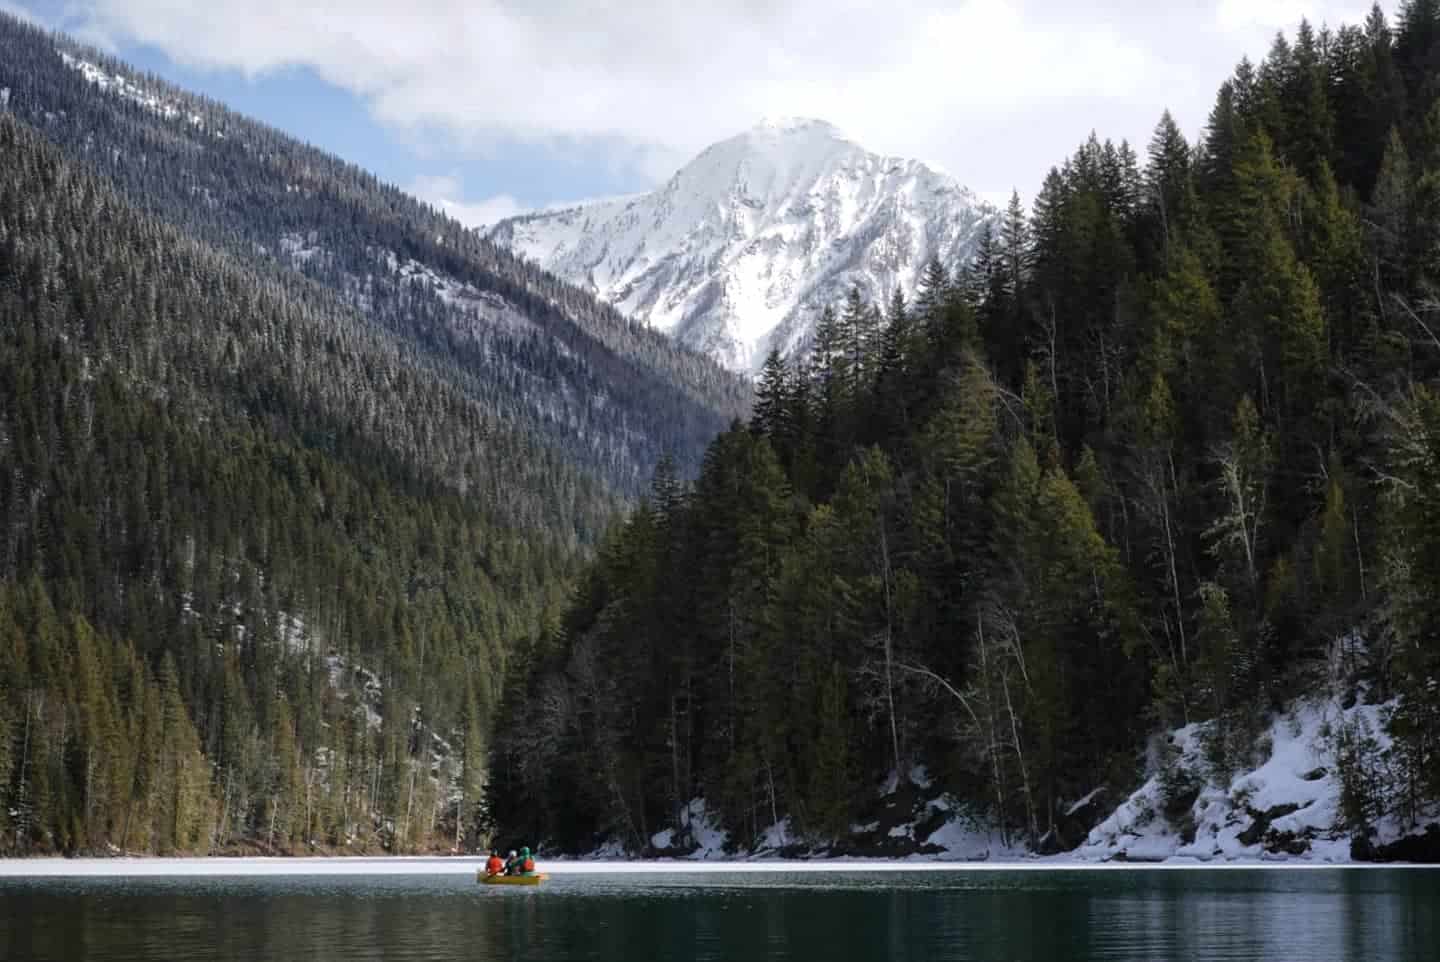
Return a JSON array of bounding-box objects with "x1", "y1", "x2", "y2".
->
[{"x1": 1, "y1": 856, "x2": 1435, "y2": 878}]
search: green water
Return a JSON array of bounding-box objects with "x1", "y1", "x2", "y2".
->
[{"x1": 2, "y1": 869, "x2": 1438, "y2": 960}]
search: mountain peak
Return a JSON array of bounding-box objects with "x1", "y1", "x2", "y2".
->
[
  {"x1": 752, "y1": 115, "x2": 841, "y2": 135},
  {"x1": 490, "y1": 123, "x2": 993, "y2": 373},
  {"x1": 737, "y1": 117, "x2": 850, "y2": 156}
]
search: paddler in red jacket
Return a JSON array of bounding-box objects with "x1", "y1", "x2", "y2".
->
[{"x1": 484, "y1": 850, "x2": 505, "y2": 877}]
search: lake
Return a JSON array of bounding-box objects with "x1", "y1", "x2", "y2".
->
[{"x1": 1, "y1": 862, "x2": 1438, "y2": 960}]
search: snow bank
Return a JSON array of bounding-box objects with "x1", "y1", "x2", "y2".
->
[
  {"x1": 1078, "y1": 695, "x2": 1392, "y2": 863},
  {"x1": 627, "y1": 774, "x2": 1019, "y2": 863},
  {"x1": 918, "y1": 815, "x2": 1014, "y2": 861},
  {"x1": 648, "y1": 799, "x2": 736, "y2": 859}
]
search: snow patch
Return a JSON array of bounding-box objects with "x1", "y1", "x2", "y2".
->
[
  {"x1": 756, "y1": 818, "x2": 793, "y2": 853},
  {"x1": 588, "y1": 838, "x2": 629, "y2": 859},
  {"x1": 58, "y1": 52, "x2": 210, "y2": 133},
  {"x1": 279, "y1": 232, "x2": 325, "y2": 265},
  {"x1": 324, "y1": 651, "x2": 384, "y2": 732},
  {"x1": 1079, "y1": 695, "x2": 1391, "y2": 863},
  {"x1": 278, "y1": 612, "x2": 312, "y2": 656},
  {"x1": 918, "y1": 815, "x2": 1018, "y2": 862},
  {"x1": 381, "y1": 251, "x2": 534, "y2": 338},
  {"x1": 650, "y1": 799, "x2": 730, "y2": 859}
]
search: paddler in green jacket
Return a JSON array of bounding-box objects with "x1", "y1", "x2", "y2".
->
[{"x1": 507, "y1": 846, "x2": 536, "y2": 876}]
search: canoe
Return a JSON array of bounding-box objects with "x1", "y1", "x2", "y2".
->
[{"x1": 479, "y1": 872, "x2": 548, "y2": 886}]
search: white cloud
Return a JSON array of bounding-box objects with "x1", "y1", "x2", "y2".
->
[
  {"x1": 55, "y1": 0, "x2": 1384, "y2": 200},
  {"x1": 406, "y1": 173, "x2": 528, "y2": 229},
  {"x1": 1216, "y1": 0, "x2": 1368, "y2": 32}
]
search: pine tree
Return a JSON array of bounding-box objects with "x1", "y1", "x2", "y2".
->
[
  {"x1": 1397, "y1": 0, "x2": 1440, "y2": 116},
  {"x1": 752, "y1": 348, "x2": 790, "y2": 440},
  {"x1": 873, "y1": 288, "x2": 912, "y2": 441},
  {"x1": 1372, "y1": 126, "x2": 1413, "y2": 289},
  {"x1": 839, "y1": 285, "x2": 876, "y2": 393},
  {"x1": 1200, "y1": 80, "x2": 1243, "y2": 199},
  {"x1": 960, "y1": 229, "x2": 991, "y2": 310},
  {"x1": 1284, "y1": 20, "x2": 1336, "y2": 180},
  {"x1": 1001, "y1": 190, "x2": 1033, "y2": 299},
  {"x1": 1145, "y1": 111, "x2": 1194, "y2": 257},
  {"x1": 914, "y1": 256, "x2": 950, "y2": 325},
  {"x1": 1314, "y1": 455, "x2": 1355, "y2": 610}
]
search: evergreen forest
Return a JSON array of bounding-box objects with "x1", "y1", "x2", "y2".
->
[
  {"x1": 490, "y1": 2, "x2": 1440, "y2": 857},
  {"x1": 0, "y1": 12, "x2": 745, "y2": 855}
]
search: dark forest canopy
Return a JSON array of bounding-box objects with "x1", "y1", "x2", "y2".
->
[{"x1": 490, "y1": 2, "x2": 1440, "y2": 855}]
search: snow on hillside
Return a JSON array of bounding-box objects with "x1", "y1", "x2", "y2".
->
[
  {"x1": 489, "y1": 118, "x2": 993, "y2": 373},
  {"x1": 58, "y1": 51, "x2": 211, "y2": 133},
  {"x1": 1079, "y1": 697, "x2": 1379, "y2": 863},
  {"x1": 384, "y1": 251, "x2": 536, "y2": 338},
  {"x1": 265, "y1": 232, "x2": 538, "y2": 343},
  {"x1": 1072, "y1": 667, "x2": 1438, "y2": 864}
]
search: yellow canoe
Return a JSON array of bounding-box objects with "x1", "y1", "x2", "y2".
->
[{"x1": 479, "y1": 872, "x2": 548, "y2": 886}]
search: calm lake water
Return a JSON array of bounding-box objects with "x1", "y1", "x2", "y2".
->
[{"x1": 1, "y1": 867, "x2": 1438, "y2": 961}]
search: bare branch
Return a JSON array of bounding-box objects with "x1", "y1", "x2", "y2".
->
[
  {"x1": 895, "y1": 661, "x2": 982, "y2": 730},
  {"x1": 1393, "y1": 294, "x2": 1440, "y2": 353}
]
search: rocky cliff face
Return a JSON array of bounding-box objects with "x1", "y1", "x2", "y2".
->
[{"x1": 490, "y1": 118, "x2": 993, "y2": 373}]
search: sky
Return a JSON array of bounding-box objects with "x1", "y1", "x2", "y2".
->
[{"x1": 7, "y1": 0, "x2": 1375, "y2": 223}]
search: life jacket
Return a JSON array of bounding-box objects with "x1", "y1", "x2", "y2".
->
[
  {"x1": 485, "y1": 856, "x2": 504, "y2": 875},
  {"x1": 522, "y1": 857, "x2": 535, "y2": 873}
]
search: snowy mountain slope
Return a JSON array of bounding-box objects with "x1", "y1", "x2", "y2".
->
[
  {"x1": 490, "y1": 118, "x2": 994, "y2": 373},
  {"x1": 0, "y1": 23, "x2": 751, "y2": 497}
]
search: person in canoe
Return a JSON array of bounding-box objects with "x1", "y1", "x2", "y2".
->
[
  {"x1": 503, "y1": 849, "x2": 519, "y2": 875},
  {"x1": 484, "y1": 850, "x2": 505, "y2": 877},
  {"x1": 506, "y1": 847, "x2": 536, "y2": 876}
]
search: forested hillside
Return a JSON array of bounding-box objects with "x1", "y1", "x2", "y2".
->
[
  {"x1": 490, "y1": 2, "x2": 1440, "y2": 857},
  {"x1": 0, "y1": 15, "x2": 749, "y2": 495},
  {"x1": 0, "y1": 11, "x2": 749, "y2": 856},
  {"x1": 0, "y1": 110, "x2": 601, "y2": 853}
]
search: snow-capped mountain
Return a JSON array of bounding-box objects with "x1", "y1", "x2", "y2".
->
[{"x1": 489, "y1": 118, "x2": 994, "y2": 373}]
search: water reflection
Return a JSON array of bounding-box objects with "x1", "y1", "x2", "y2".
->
[{"x1": 0, "y1": 869, "x2": 1436, "y2": 961}]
